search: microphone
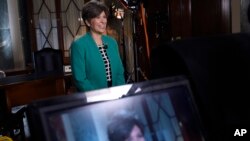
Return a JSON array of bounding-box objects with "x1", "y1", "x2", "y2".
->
[{"x1": 104, "y1": 44, "x2": 108, "y2": 49}]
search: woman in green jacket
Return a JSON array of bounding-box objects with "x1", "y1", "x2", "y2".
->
[{"x1": 70, "y1": 0, "x2": 125, "y2": 92}]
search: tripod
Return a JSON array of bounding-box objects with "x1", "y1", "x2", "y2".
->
[{"x1": 126, "y1": 9, "x2": 148, "y2": 83}]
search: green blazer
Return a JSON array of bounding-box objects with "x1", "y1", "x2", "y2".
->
[{"x1": 70, "y1": 32, "x2": 125, "y2": 92}]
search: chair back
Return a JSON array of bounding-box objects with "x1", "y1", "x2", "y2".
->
[{"x1": 33, "y1": 48, "x2": 63, "y2": 74}]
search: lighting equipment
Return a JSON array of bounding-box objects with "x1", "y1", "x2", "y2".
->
[
  {"x1": 118, "y1": 0, "x2": 141, "y2": 10},
  {"x1": 117, "y1": 0, "x2": 148, "y2": 82},
  {"x1": 114, "y1": 8, "x2": 125, "y2": 20},
  {"x1": 113, "y1": 8, "x2": 128, "y2": 78}
]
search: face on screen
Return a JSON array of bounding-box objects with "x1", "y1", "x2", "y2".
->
[
  {"x1": 46, "y1": 86, "x2": 204, "y2": 141},
  {"x1": 126, "y1": 125, "x2": 145, "y2": 141}
]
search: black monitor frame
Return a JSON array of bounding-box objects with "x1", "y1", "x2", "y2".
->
[{"x1": 27, "y1": 75, "x2": 206, "y2": 141}]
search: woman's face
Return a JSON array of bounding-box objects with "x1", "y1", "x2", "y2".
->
[
  {"x1": 88, "y1": 11, "x2": 107, "y2": 34},
  {"x1": 125, "y1": 125, "x2": 145, "y2": 141}
]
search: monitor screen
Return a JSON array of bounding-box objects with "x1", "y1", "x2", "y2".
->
[{"x1": 27, "y1": 76, "x2": 206, "y2": 141}]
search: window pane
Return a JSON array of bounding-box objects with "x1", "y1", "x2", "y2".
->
[
  {"x1": 32, "y1": 0, "x2": 58, "y2": 50},
  {"x1": 61, "y1": 0, "x2": 87, "y2": 56}
]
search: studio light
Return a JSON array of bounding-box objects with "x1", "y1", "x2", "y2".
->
[
  {"x1": 118, "y1": 0, "x2": 140, "y2": 9},
  {"x1": 114, "y1": 8, "x2": 125, "y2": 20}
]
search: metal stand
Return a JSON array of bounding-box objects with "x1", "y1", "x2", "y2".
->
[
  {"x1": 126, "y1": 9, "x2": 148, "y2": 83},
  {"x1": 120, "y1": 18, "x2": 128, "y2": 80}
]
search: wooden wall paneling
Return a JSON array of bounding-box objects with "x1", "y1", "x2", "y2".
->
[
  {"x1": 191, "y1": 0, "x2": 231, "y2": 36},
  {"x1": 180, "y1": 0, "x2": 192, "y2": 38},
  {"x1": 221, "y1": 0, "x2": 231, "y2": 33},
  {"x1": 169, "y1": 0, "x2": 183, "y2": 39},
  {"x1": 55, "y1": 0, "x2": 66, "y2": 63},
  {"x1": 146, "y1": 0, "x2": 169, "y2": 49},
  {"x1": 169, "y1": 0, "x2": 192, "y2": 40},
  {"x1": 191, "y1": 0, "x2": 216, "y2": 36},
  {"x1": 26, "y1": 0, "x2": 37, "y2": 52}
]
